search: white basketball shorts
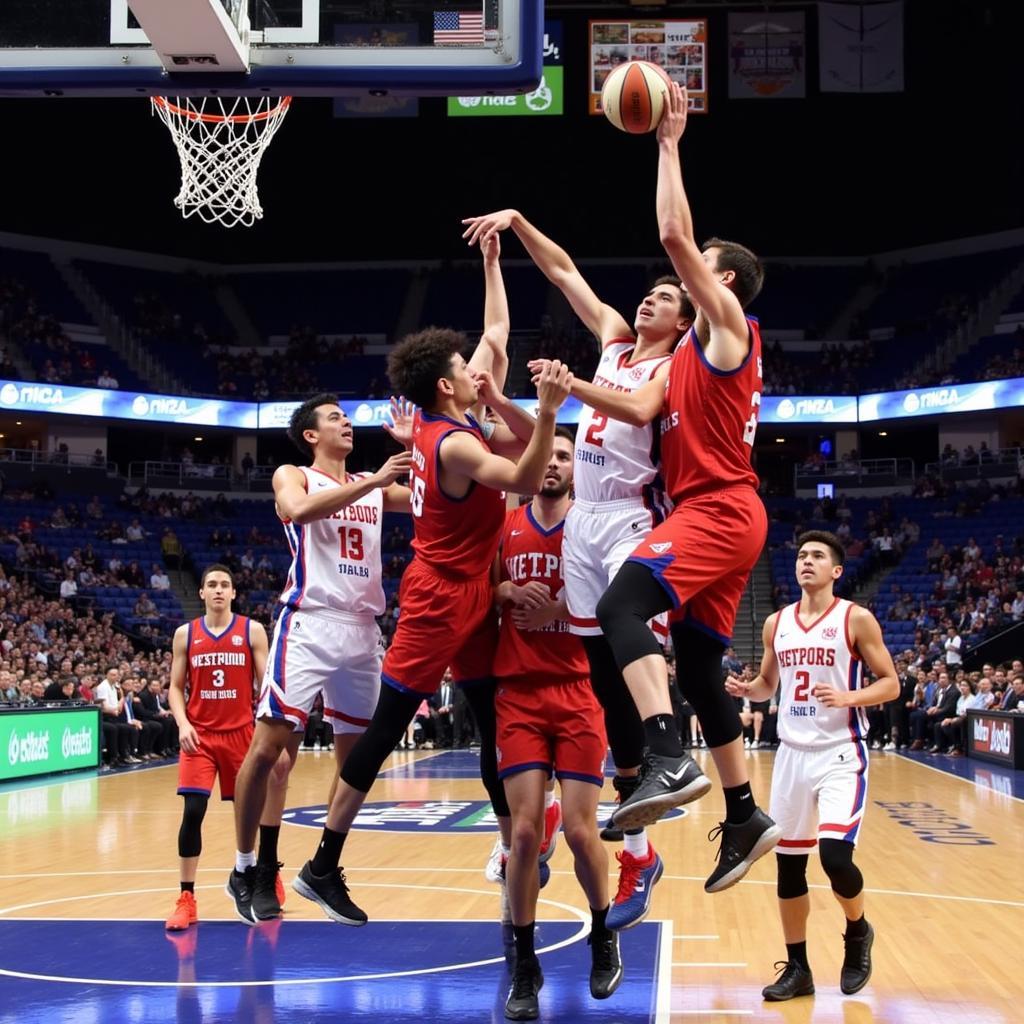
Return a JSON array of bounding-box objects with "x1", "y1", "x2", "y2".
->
[
  {"x1": 563, "y1": 496, "x2": 668, "y2": 643},
  {"x1": 769, "y1": 738, "x2": 869, "y2": 854},
  {"x1": 257, "y1": 605, "x2": 383, "y2": 735}
]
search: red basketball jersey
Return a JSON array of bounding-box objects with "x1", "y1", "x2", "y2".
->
[
  {"x1": 493, "y1": 504, "x2": 589, "y2": 686},
  {"x1": 184, "y1": 614, "x2": 257, "y2": 732},
  {"x1": 659, "y1": 317, "x2": 763, "y2": 503},
  {"x1": 409, "y1": 410, "x2": 506, "y2": 580}
]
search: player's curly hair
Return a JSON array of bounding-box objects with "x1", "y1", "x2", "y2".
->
[
  {"x1": 701, "y1": 238, "x2": 765, "y2": 309},
  {"x1": 287, "y1": 393, "x2": 340, "y2": 458},
  {"x1": 387, "y1": 327, "x2": 466, "y2": 410}
]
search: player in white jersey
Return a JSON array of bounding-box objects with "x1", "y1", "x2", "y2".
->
[
  {"x1": 726, "y1": 530, "x2": 898, "y2": 1001},
  {"x1": 463, "y1": 208, "x2": 695, "y2": 930},
  {"x1": 227, "y1": 392, "x2": 414, "y2": 923}
]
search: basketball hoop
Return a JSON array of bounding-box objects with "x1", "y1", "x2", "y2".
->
[{"x1": 151, "y1": 95, "x2": 292, "y2": 229}]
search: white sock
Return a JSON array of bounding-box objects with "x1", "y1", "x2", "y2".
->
[
  {"x1": 623, "y1": 831, "x2": 649, "y2": 859},
  {"x1": 544, "y1": 788, "x2": 556, "y2": 810},
  {"x1": 500, "y1": 843, "x2": 511, "y2": 858},
  {"x1": 235, "y1": 850, "x2": 256, "y2": 872}
]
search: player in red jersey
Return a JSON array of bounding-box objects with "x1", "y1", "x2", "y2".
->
[
  {"x1": 289, "y1": 274, "x2": 573, "y2": 926},
  {"x1": 531, "y1": 83, "x2": 777, "y2": 894},
  {"x1": 165, "y1": 565, "x2": 269, "y2": 931},
  {"x1": 495, "y1": 429, "x2": 622, "y2": 1020}
]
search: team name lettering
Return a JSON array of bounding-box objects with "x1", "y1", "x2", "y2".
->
[
  {"x1": 411, "y1": 444, "x2": 426, "y2": 472},
  {"x1": 788, "y1": 705, "x2": 817, "y2": 717},
  {"x1": 199, "y1": 689, "x2": 239, "y2": 700},
  {"x1": 576, "y1": 449, "x2": 606, "y2": 466},
  {"x1": 777, "y1": 648, "x2": 836, "y2": 668},
  {"x1": 338, "y1": 563, "x2": 370, "y2": 578},
  {"x1": 660, "y1": 411, "x2": 679, "y2": 435},
  {"x1": 190, "y1": 652, "x2": 247, "y2": 668},
  {"x1": 592, "y1": 375, "x2": 634, "y2": 394},
  {"x1": 329, "y1": 505, "x2": 379, "y2": 525},
  {"x1": 504, "y1": 553, "x2": 561, "y2": 581}
]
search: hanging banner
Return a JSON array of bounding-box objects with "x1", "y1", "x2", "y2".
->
[
  {"x1": 728, "y1": 12, "x2": 805, "y2": 99},
  {"x1": 819, "y1": 1, "x2": 904, "y2": 93}
]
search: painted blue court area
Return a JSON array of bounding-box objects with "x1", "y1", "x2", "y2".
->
[
  {"x1": 381, "y1": 749, "x2": 623, "y2": 780},
  {"x1": 0, "y1": 918, "x2": 663, "y2": 1024},
  {"x1": 897, "y1": 749, "x2": 1024, "y2": 799}
]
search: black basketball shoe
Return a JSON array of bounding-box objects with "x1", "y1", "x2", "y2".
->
[
  {"x1": 505, "y1": 958, "x2": 543, "y2": 1020},
  {"x1": 225, "y1": 866, "x2": 258, "y2": 925},
  {"x1": 589, "y1": 929, "x2": 623, "y2": 1000},
  {"x1": 600, "y1": 775, "x2": 640, "y2": 842},
  {"x1": 762, "y1": 960, "x2": 815, "y2": 1001},
  {"x1": 251, "y1": 860, "x2": 283, "y2": 921},
  {"x1": 610, "y1": 750, "x2": 712, "y2": 831},
  {"x1": 291, "y1": 861, "x2": 368, "y2": 926},
  {"x1": 840, "y1": 921, "x2": 874, "y2": 995},
  {"x1": 704, "y1": 808, "x2": 782, "y2": 893}
]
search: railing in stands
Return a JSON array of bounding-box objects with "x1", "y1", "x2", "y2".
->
[
  {"x1": 0, "y1": 446, "x2": 117, "y2": 474},
  {"x1": 923, "y1": 447, "x2": 1023, "y2": 481},
  {"x1": 127, "y1": 460, "x2": 275, "y2": 491},
  {"x1": 793, "y1": 457, "x2": 915, "y2": 490}
]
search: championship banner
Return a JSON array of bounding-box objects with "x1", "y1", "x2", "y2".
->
[
  {"x1": 819, "y1": 1, "x2": 904, "y2": 93},
  {"x1": 728, "y1": 12, "x2": 805, "y2": 99},
  {"x1": 589, "y1": 20, "x2": 708, "y2": 116}
]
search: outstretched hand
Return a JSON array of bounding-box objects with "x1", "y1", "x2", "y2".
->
[
  {"x1": 382, "y1": 395, "x2": 415, "y2": 448},
  {"x1": 534, "y1": 359, "x2": 573, "y2": 413},
  {"x1": 724, "y1": 674, "x2": 749, "y2": 698},
  {"x1": 462, "y1": 209, "x2": 516, "y2": 248},
  {"x1": 656, "y1": 81, "x2": 689, "y2": 146}
]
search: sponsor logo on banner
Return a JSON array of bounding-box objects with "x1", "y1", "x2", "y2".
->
[
  {"x1": 972, "y1": 716, "x2": 1013, "y2": 759},
  {"x1": 1, "y1": 383, "x2": 64, "y2": 406},
  {"x1": 283, "y1": 800, "x2": 686, "y2": 833},
  {"x1": 61, "y1": 727, "x2": 94, "y2": 759},
  {"x1": 8, "y1": 730, "x2": 50, "y2": 767},
  {"x1": 728, "y1": 12, "x2": 806, "y2": 99}
]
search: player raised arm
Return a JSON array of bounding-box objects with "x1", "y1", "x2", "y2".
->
[
  {"x1": 168, "y1": 623, "x2": 200, "y2": 753},
  {"x1": 467, "y1": 233, "x2": 512, "y2": 400},
  {"x1": 462, "y1": 209, "x2": 631, "y2": 346},
  {"x1": 272, "y1": 455, "x2": 412, "y2": 526},
  {"x1": 813, "y1": 608, "x2": 900, "y2": 708},
  {"x1": 442, "y1": 360, "x2": 572, "y2": 495},
  {"x1": 725, "y1": 613, "x2": 782, "y2": 703},
  {"x1": 655, "y1": 84, "x2": 749, "y2": 369},
  {"x1": 528, "y1": 357, "x2": 670, "y2": 427}
]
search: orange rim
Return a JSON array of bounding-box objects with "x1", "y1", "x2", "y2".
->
[{"x1": 152, "y1": 95, "x2": 292, "y2": 124}]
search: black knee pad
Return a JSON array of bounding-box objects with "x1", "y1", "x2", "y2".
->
[
  {"x1": 582, "y1": 635, "x2": 644, "y2": 770},
  {"x1": 776, "y1": 851, "x2": 809, "y2": 899},
  {"x1": 670, "y1": 624, "x2": 742, "y2": 748},
  {"x1": 178, "y1": 793, "x2": 208, "y2": 859},
  {"x1": 595, "y1": 562, "x2": 672, "y2": 672},
  {"x1": 462, "y1": 681, "x2": 510, "y2": 818},
  {"x1": 341, "y1": 686, "x2": 421, "y2": 793},
  {"x1": 819, "y1": 838, "x2": 863, "y2": 899}
]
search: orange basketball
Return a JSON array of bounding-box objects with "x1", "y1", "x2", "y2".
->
[{"x1": 601, "y1": 60, "x2": 671, "y2": 134}]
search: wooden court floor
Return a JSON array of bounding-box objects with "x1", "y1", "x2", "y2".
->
[{"x1": 1, "y1": 746, "x2": 1022, "y2": 1023}]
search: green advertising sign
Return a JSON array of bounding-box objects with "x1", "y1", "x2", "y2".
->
[
  {"x1": 0, "y1": 707, "x2": 101, "y2": 780},
  {"x1": 447, "y1": 66, "x2": 563, "y2": 117}
]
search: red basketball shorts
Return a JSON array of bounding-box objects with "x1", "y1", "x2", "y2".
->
[
  {"x1": 382, "y1": 559, "x2": 498, "y2": 695},
  {"x1": 626, "y1": 485, "x2": 767, "y2": 644},
  {"x1": 495, "y1": 677, "x2": 607, "y2": 787},
  {"x1": 177, "y1": 723, "x2": 253, "y2": 801}
]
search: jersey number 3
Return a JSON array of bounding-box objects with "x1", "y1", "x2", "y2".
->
[{"x1": 742, "y1": 391, "x2": 761, "y2": 448}]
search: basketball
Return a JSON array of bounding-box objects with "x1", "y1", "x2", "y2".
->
[{"x1": 601, "y1": 60, "x2": 671, "y2": 134}]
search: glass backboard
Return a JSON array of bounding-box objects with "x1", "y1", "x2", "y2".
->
[{"x1": 0, "y1": 0, "x2": 542, "y2": 96}]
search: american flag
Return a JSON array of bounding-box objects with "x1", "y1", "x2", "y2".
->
[{"x1": 433, "y1": 10, "x2": 485, "y2": 45}]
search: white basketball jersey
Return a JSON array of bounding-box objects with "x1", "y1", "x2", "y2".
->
[
  {"x1": 278, "y1": 467, "x2": 385, "y2": 616},
  {"x1": 772, "y1": 597, "x2": 867, "y2": 749},
  {"x1": 574, "y1": 339, "x2": 672, "y2": 512}
]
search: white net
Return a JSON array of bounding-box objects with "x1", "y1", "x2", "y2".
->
[{"x1": 151, "y1": 95, "x2": 292, "y2": 229}]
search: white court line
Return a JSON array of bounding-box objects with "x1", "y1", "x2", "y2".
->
[
  {"x1": 0, "y1": 882, "x2": 589, "y2": 989},
  {"x1": 671, "y1": 962, "x2": 747, "y2": 968},
  {"x1": 655, "y1": 919, "x2": 672, "y2": 1024},
  {"x1": 674, "y1": 934, "x2": 719, "y2": 941},
  {"x1": 671, "y1": 1012, "x2": 753, "y2": 1017}
]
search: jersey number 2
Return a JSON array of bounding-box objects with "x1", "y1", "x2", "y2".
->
[
  {"x1": 585, "y1": 413, "x2": 608, "y2": 448},
  {"x1": 793, "y1": 670, "x2": 811, "y2": 702}
]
